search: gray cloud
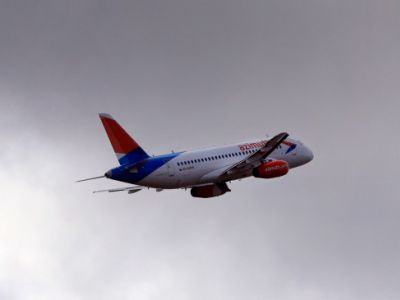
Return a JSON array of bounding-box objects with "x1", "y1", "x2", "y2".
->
[{"x1": 1, "y1": 1, "x2": 400, "y2": 299}]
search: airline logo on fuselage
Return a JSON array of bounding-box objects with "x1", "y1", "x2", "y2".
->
[
  {"x1": 239, "y1": 140, "x2": 297, "y2": 154},
  {"x1": 282, "y1": 141, "x2": 297, "y2": 154},
  {"x1": 239, "y1": 141, "x2": 266, "y2": 152}
]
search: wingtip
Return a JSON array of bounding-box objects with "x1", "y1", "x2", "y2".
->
[{"x1": 278, "y1": 132, "x2": 289, "y2": 139}]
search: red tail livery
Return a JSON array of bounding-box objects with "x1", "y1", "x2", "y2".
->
[{"x1": 99, "y1": 113, "x2": 149, "y2": 165}]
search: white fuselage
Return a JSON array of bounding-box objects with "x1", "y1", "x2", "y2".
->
[{"x1": 139, "y1": 137, "x2": 313, "y2": 189}]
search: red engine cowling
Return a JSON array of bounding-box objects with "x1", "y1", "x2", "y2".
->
[
  {"x1": 253, "y1": 160, "x2": 289, "y2": 179},
  {"x1": 191, "y1": 183, "x2": 230, "y2": 198}
]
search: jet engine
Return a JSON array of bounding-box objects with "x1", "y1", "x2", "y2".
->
[
  {"x1": 252, "y1": 160, "x2": 289, "y2": 179},
  {"x1": 191, "y1": 182, "x2": 230, "y2": 198}
]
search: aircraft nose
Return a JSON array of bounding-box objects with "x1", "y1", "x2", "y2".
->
[{"x1": 303, "y1": 146, "x2": 314, "y2": 163}]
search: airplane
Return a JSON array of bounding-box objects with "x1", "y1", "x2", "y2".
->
[{"x1": 78, "y1": 113, "x2": 313, "y2": 198}]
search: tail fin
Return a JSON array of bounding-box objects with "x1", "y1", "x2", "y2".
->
[{"x1": 99, "y1": 113, "x2": 150, "y2": 165}]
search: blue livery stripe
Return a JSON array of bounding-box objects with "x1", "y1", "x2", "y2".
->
[
  {"x1": 285, "y1": 144, "x2": 297, "y2": 154},
  {"x1": 110, "y1": 152, "x2": 182, "y2": 184},
  {"x1": 119, "y1": 147, "x2": 150, "y2": 165}
]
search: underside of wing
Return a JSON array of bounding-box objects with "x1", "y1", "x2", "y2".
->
[{"x1": 217, "y1": 132, "x2": 289, "y2": 181}]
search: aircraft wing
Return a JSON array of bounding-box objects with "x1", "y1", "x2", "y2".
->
[{"x1": 217, "y1": 132, "x2": 289, "y2": 181}]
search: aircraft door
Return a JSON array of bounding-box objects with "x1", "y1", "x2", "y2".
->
[{"x1": 167, "y1": 162, "x2": 175, "y2": 177}]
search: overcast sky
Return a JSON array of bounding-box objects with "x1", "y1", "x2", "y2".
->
[{"x1": 1, "y1": 1, "x2": 400, "y2": 299}]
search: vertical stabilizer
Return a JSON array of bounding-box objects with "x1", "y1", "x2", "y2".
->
[{"x1": 99, "y1": 113, "x2": 150, "y2": 165}]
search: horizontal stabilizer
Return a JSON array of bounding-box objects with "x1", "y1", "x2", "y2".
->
[
  {"x1": 76, "y1": 175, "x2": 105, "y2": 182},
  {"x1": 93, "y1": 186, "x2": 143, "y2": 194}
]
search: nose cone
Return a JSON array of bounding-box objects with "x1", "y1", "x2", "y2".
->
[{"x1": 303, "y1": 146, "x2": 314, "y2": 164}]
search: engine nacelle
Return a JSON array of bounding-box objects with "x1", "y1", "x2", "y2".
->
[
  {"x1": 253, "y1": 160, "x2": 289, "y2": 179},
  {"x1": 191, "y1": 183, "x2": 230, "y2": 198}
]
